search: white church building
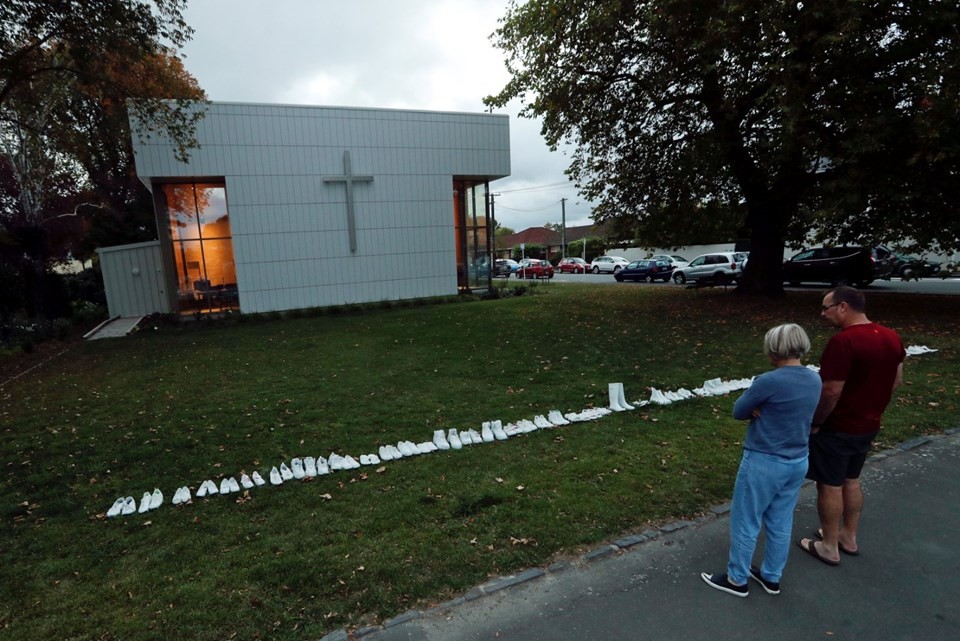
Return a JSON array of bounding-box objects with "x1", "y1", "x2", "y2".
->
[{"x1": 97, "y1": 102, "x2": 510, "y2": 317}]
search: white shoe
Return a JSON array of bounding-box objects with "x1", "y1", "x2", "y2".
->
[
  {"x1": 229, "y1": 477, "x2": 240, "y2": 493},
  {"x1": 279, "y1": 462, "x2": 294, "y2": 481},
  {"x1": 396, "y1": 441, "x2": 413, "y2": 457},
  {"x1": 149, "y1": 488, "x2": 163, "y2": 510},
  {"x1": 172, "y1": 487, "x2": 184, "y2": 505},
  {"x1": 328, "y1": 453, "x2": 344, "y2": 470},
  {"x1": 534, "y1": 415, "x2": 553, "y2": 428},
  {"x1": 389, "y1": 445, "x2": 403, "y2": 459},
  {"x1": 517, "y1": 419, "x2": 538, "y2": 433},
  {"x1": 270, "y1": 467, "x2": 283, "y2": 485},
  {"x1": 547, "y1": 410, "x2": 569, "y2": 426},
  {"x1": 492, "y1": 421, "x2": 508, "y2": 440},
  {"x1": 207, "y1": 479, "x2": 219, "y2": 494},
  {"x1": 107, "y1": 497, "x2": 125, "y2": 517},
  {"x1": 448, "y1": 429, "x2": 463, "y2": 449},
  {"x1": 433, "y1": 430, "x2": 450, "y2": 450},
  {"x1": 367, "y1": 454, "x2": 381, "y2": 465},
  {"x1": 240, "y1": 474, "x2": 254, "y2": 489},
  {"x1": 649, "y1": 388, "x2": 671, "y2": 405},
  {"x1": 219, "y1": 478, "x2": 231, "y2": 494},
  {"x1": 304, "y1": 457, "x2": 317, "y2": 477},
  {"x1": 316, "y1": 457, "x2": 330, "y2": 475},
  {"x1": 360, "y1": 454, "x2": 370, "y2": 465},
  {"x1": 252, "y1": 471, "x2": 266, "y2": 486},
  {"x1": 379, "y1": 445, "x2": 394, "y2": 461},
  {"x1": 416, "y1": 442, "x2": 435, "y2": 454},
  {"x1": 617, "y1": 383, "x2": 635, "y2": 410},
  {"x1": 138, "y1": 492, "x2": 151, "y2": 513},
  {"x1": 609, "y1": 383, "x2": 625, "y2": 411},
  {"x1": 291, "y1": 458, "x2": 305, "y2": 479},
  {"x1": 196, "y1": 481, "x2": 208, "y2": 497},
  {"x1": 481, "y1": 423, "x2": 495, "y2": 442},
  {"x1": 121, "y1": 496, "x2": 136, "y2": 516},
  {"x1": 343, "y1": 455, "x2": 360, "y2": 469}
]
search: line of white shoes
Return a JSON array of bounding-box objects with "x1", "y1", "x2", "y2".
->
[{"x1": 106, "y1": 346, "x2": 938, "y2": 518}]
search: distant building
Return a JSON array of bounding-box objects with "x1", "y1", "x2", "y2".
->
[
  {"x1": 98, "y1": 102, "x2": 510, "y2": 317},
  {"x1": 497, "y1": 223, "x2": 610, "y2": 259}
]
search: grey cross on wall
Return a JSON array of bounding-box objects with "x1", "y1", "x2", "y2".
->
[{"x1": 322, "y1": 150, "x2": 374, "y2": 253}]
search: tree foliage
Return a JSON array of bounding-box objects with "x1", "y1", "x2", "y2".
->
[
  {"x1": 0, "y1": 0, "x2": 206, "y2": 318},
  {"x1": 486, "y1": 0, "x2": 960, "y2": 294}
]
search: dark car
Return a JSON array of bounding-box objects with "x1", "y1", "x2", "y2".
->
[
  {"x1": 557, "y1": 257, "x2": 588, "y2": 274},
  {"x1": 782, "y1": 246, "x2": 894, "y2": 287},
  {"x1": 891, "y1": 253, "x2": 941, "y2": 278},
  {"x1": 517, "y1": 259, "x2": 554, "y2": 279},
  {"x1": 615, "y1": 259, "x2": 675, "y2": 282}
]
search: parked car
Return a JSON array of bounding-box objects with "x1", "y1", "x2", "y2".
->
[
  {"x1": 672, "y1": 252, "x2": 747, "y2": 285},
  {"x1": 590, "y1": 255, "x2": 630, "y2": 274},
  {"x1": 650, "y1": 254, "x2": 690, "y2": 270},
  {"x1": 781, "y1": 246, "x2": 894, "y2": 287},
  {"x1": 495, "y1": 258, "x2": 520, "y2": 277},
  {"x1": 890, "y1": 252, "x2": 941, "y2": 278},
  {"x1": 615, "y1": 259, "x2": 675, "y2": 282},
  {"x1": 557, "y1": 257, "x2": 588, "y2": 273},
  {"x1": 517, "y1": 259, "x2": 554, "y2": 279}
]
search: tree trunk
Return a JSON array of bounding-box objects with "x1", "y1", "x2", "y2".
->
[{"x1": 737, "y1": 199, "x2": 789, "y2": 297}]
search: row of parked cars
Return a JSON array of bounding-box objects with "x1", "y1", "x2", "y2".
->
[{"x1": 496, "y1": 244, "x2": 943, "y2": 286}]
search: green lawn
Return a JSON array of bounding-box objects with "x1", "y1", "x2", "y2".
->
[{"x1": 1, "y1": 284, "x2": 957, "y2": 640}]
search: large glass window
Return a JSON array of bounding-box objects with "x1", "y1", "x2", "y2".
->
[
  {"x1": 454, "y1": 180, "x2": 491, "y2": 291},
  {"x1": 161, "y1": 182, "x2": 238, "y2": 314}
]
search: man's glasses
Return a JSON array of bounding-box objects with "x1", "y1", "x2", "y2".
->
[{"x1": 821, "y1": 302, "x2": 841, "y2": 312}]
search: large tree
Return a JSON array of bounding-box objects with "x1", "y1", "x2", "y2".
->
[
  {"x1": 0, "y1": 0, "x2": 206, "y2": 316},
  {"x1": 486, "y1": 1, "x2": 960, "y2": 295}
]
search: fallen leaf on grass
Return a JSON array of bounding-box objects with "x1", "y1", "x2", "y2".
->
[{"x1": 320, "y1": 493, "x2": 333, "y2": 500}]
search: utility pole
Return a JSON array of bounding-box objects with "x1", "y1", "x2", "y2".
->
[
  {"x1": 488, "y1": 191, "x2": 500, "y2": 258},
  {"x1": 561, "y1": 198, "x2": 567, "y2": 259}
]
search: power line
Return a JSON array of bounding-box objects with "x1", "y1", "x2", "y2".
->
[{"x1": 496, "y1": 181, "x2": 574, "y2": 194}]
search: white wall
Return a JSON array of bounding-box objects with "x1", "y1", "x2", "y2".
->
[{"x1": 130, "y1": 103, "x2": 510, "y2": 313}]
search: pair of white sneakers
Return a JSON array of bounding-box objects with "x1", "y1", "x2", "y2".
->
[
  {"x1": 106, "y1": 496, "x2": 137, "y2": 517},
  {"x1": 171, "y1": 486, "x2": 192, "y2": 504},
  {"x1": 135, "y1": 489, "x2": 163, "y2": 514}
]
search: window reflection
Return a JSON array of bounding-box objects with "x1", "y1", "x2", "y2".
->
[{"x1": 161, "y1": 182, "x2": 239, "y2": 314}]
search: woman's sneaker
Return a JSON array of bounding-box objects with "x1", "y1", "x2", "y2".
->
[
  {"x1": 749, "y1": 565, "x2": 780, "y2": 595},
  {"x1": 700, "y1": 572, "x2": 748, "y2": 597}
]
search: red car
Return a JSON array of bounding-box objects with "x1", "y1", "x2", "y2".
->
[
  {"x1": 557, "y1": 257, "x2": 588, "y2": 273},
  {"x1": 517, "y1": 259, "x2": 555, "y2": 279}
]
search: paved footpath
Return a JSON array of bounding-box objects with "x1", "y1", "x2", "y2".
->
[{"x1": 328, "y1": 430, "x2": 960, "y2": 641}]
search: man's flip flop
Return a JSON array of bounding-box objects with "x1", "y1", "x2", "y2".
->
[
  {"x1": 816, "y1": 528, "x2": 860, "y2": 556},
  {"x1": 797, "y1": 537, "x2": 840, "y2": 566}
]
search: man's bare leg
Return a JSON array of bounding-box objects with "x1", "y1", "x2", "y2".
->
[
  {"x1": 799, "y1": 482, "x2": 843, "y2": 563},
  {"x1": 839, "y1": 478, "x2": 863, "y2": 553}
]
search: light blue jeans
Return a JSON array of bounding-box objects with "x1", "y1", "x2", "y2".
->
[{"x1": 727, "y1": 449, "x2": 808, "y2": 585}]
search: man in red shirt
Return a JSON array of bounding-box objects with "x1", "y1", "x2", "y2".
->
[{"x1": 798, "y1": 286, "x2": 905, "y2": 566}]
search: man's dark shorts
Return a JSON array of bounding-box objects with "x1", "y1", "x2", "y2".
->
[{"x1": 806, "y1": 429, "x2": 879, "y2": 486}]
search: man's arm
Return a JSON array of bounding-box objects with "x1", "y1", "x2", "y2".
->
[
  {"x1": 892, "y1": 362, "x2": 903, "y2": 392},
  {"x1": 812, "y1": 379, "x2": 845, "y2": 428}
]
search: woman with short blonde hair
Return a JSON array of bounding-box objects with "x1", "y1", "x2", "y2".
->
[{"x1": 701, "y1": 323, "x2": 821, "y2": 597}]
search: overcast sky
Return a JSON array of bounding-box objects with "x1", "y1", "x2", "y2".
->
[{"x1": 177, "y1": 0, "x2": 594, "y2": 231}]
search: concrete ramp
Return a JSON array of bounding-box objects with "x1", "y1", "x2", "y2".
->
[{"x1": 83, "y1": 316, "x2": 144, "y2": 340}]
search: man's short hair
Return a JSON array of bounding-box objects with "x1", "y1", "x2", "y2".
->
[
  {"x1": 764, "y1": 323, "x2": 811, "y2": 360},
  {"x1": 828, "y1": 286, "x2": 866, "y2": 312}
]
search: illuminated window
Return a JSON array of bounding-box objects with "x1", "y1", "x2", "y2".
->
[{"x1": 160, "y1": 182, "x2": 239, "y2": 314}]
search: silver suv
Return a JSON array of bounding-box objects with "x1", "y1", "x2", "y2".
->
[{"x1": 673, "y1": 252, "x2": 748, "y2": 285}]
